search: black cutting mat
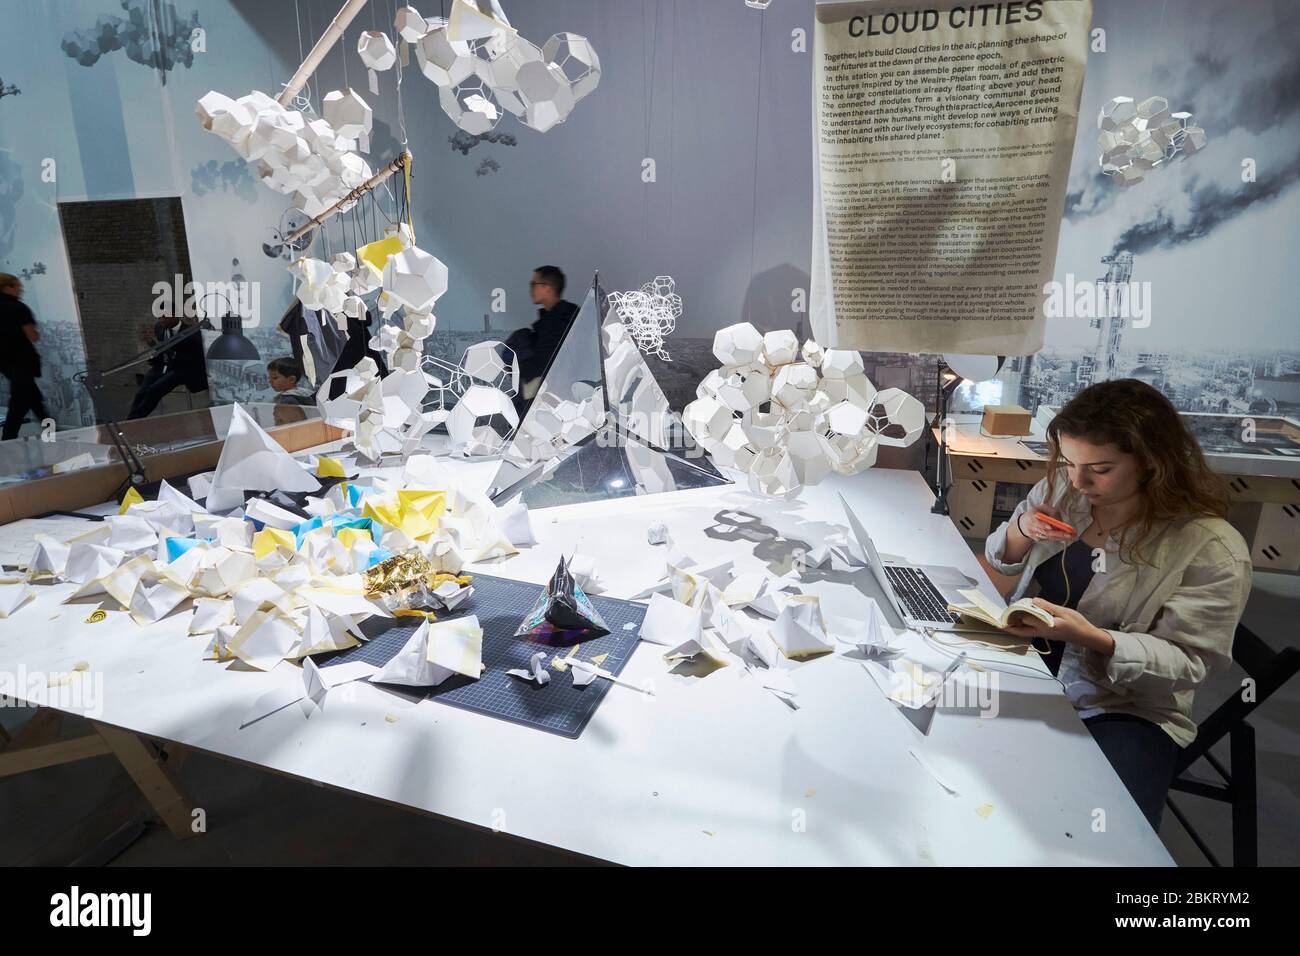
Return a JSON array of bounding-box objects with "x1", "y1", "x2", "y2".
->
[{"x1": 320, "y1": 573, "x2": 647, "y2": 739}]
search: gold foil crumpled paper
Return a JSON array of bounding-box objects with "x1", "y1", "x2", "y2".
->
[{"x1": 363, "y1": 551, "x2": 471, "y2": 614}]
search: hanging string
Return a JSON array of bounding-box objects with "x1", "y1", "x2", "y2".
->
[
  {"x1": 341, "y1": 20, "x2": 349, "y2": 91},
  {"x1": 394, "y1": 35, "x2": 410, "y2": 145},
  {"x1": 1144, "y1": 0, "x2": 1169, "y2": 98},
  {"x1": 292, "y1": 0, "x2": 307, "y2": 107},
  {"x1": 748, "y1": 11, "x2": 766, "y2": 284},
  {"x1": 669, "y1": 0, "x2": 677, "y2": 250},
  {"x1": 403, "y1": 153, "x2": 415, "y2": 242},
  {"x1": 641, "y1": 0, "x2": 660, "y2": 249},
  {"x1": 306, "y1": 0, "x2": 319, "y2": 107}
]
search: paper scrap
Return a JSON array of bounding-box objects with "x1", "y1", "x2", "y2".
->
[
  {"x1": 506, "y1": 650, "x2": 551, "y2": 686},
  {"x1": 909, "y1": 748, "x2": 960, "y2": 796},
  {"x1": 639, "y1": 592, "x2": 702, "y2": 647}
]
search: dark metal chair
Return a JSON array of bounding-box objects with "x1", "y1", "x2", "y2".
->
[{"x1": 1166, "y1": 622, "x2": 1300, "y2": 866}]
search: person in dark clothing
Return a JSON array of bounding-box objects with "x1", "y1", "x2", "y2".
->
[
  {"x1": 327, "y1": 305, "x2": 389, "y2": 400},
  {"x1": 505, "y1": 266, "x2": 579, "y2": 415},
  {"x1": 0, "y1": 274, "x2": 49, "y2": 441},
  {"x1": 127, "y1": 312, "x2": 209, "y2": 419}
]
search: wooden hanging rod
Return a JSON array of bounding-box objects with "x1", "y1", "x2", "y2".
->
[
  {"x1": 277, "y1": 0, "x2": 372, "y2": 107},
  {"x1": 284, "y1": 149, "x2": 413, "y2": 243}
]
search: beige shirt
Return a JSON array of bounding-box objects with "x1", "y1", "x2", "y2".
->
[{"x1": 985, "y1": 477, "x2": 1252, "y2": 747}]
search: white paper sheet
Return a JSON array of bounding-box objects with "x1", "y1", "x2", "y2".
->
[
  {"x1": 639, "y1": 592, "x2": 702, "y2": 647},
  {"x1": 207, "y1": 404, "x2": 321, "y2": 510}
]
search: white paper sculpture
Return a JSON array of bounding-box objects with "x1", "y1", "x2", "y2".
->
[
  {"x1": 358, "y1": 31, "x2": 397, "y2": 71},
  {"x1": 415, "y1": 22, "x2": 475, "y2": 87},
  {"x1": 457, "y1": 341, "x2": 519, "y2": 396},
  {"x1": 448, "y1": 0, "x2": 514, "y2": 42},
  {"x1": 447, "y1": 384, "x2": 520, "y2": 457},
  {"x1": 322, "y1": 88, "x2": 373, "y2": 139},
  {"x1": 605, "y1": 276, "x2": 681, "y2": 361},
  {"x1": 311, "y1": 241, "x2": 449, "y2": 461},
  {"x1": 382, "y1": 246, "x2": 449, "y2": 312},
  {"x1": 396, "y1": 1, "x2": 598, "y2": 134},
  {"x1": 682, "y1": 323, "x2": 925, "y2": 498},
  {"x1": 1098, "y1": 95, "x2": 1207, "y2": 186},
  {"x1": 543, "y1": 33, "x2": 601, "y2": 102},
  {"x1": 196, "y1": 89, "x2": 373, "y2": 219},
  {"x1": 395, "y1": 5, "x2": 430, "y2": 43},
  {"x1": 438, "y1": 77, "x2": 503, "y2": 134}
]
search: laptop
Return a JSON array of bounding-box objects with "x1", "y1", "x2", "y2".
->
[{"x1": 838, "y1": 494, "x2": 972, "y2": 631}]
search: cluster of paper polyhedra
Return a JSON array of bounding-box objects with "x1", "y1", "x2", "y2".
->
[
  {"x1": 307, "y1": 229, "x2": 453, "y2": 461},
  {"x1": 505, "y1": 381, "x2": 604, "y2": 465},
  {"x1": 196, "y1": 87, "x2": 374, "y2": 219},
  {"x1": 682, "y1": 323, "x2": 926, "y2": 498},
  {"x1": 368, "y1": 4, "x2": 600, "y2": 135},
  {"x1": 430, "y1": 341, "x2": 521, "y2": 457},
  {"x1": 606, "y1": 276, "x2": 681, "y2": 362},
  {"x1": 1097, "y1": 95, "x2": 1207, "y2": 187}
]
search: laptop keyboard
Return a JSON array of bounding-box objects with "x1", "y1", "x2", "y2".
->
[{"x1": 884, "y1": 566, "x2": 962, "y2": 624}]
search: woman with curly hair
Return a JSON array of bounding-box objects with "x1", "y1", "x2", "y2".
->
[{"x1": 985, "y1": 379, "x2": 1251, "y2": 828}]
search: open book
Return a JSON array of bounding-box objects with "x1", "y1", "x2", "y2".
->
[{"x1": 946, "y1": 588, "x2": 1055, "y2": 631}]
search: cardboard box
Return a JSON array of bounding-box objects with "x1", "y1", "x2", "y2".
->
[{"x1": 981, "y1": 404, "x2": 1032, "y2": 437}]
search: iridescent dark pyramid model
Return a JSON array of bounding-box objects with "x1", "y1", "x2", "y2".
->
[
  {"x1": 488, "y1": 274, "x2": 727, "y2": 506},
  {"x1": 513, "y1": 557, "x2": 610, "y2": 646}
]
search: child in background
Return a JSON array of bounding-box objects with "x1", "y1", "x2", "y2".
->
[{"x1": 267, "y1": 357, "x2": 315, "y2": 406}]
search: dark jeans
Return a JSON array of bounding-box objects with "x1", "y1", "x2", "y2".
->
[
  {"x1": 128, "y1": 367, "x2": 192, "y2": 420},
  {"x1": 2, "y1": 374, "x2": 48, "y2": 440},
  {"x1": 1085, "y1": 713, "x2": 1181, "y2": 830}
]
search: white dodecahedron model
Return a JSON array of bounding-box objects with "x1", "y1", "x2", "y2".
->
[
  {"x1": 323, "y1": 88, "x2": 373, "y2": 140},
  {"x1": 712, "y1": 322, "x2": 765, "y2": 367},
  {"x1": 357, "y1": 31, "x2": 398, "y2": 72},
  {"x1": 866, "y1": 387, "x2": 926, "y2": 447},
  {"x1": 514, "y1": 59, "x2": 575, "y2": 133},
  {"x1": 395, "y1": 5, "x2": 430, "y2": 43},
  {"x1": 448, "y1": 384, "x2": 519, "y2": 457},
  {"x1": 474, "y1": 34, "x2": 544, "y2": 117},
  {"x1": 682, "y1": 322, "x2": 924, "y2": 498},
  {"x1": 439, "y1": 78, "x2": 502, "y2": 134},
  {"x1": 457, "y1": 341, "x2": 519, "y2": 396},
  {"x1": 415, "y1": 23, "x2": 475, "y2": 88},
  {"x1": 542, "y1": 32, "x2": 601, "y2": 102},
  {"x1": 382, "y1": 246, "x2": 449, "y2": 312},
  {"x1": 762, "y1": 330, "x2": 800, "y2": 367}
]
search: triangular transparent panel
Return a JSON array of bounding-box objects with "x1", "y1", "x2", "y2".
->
[{"x1": 489, "y1": 274, "x2": 729, "y2": 504}]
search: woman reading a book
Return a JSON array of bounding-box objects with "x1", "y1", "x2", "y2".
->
[{"x1": 984, "y1": 379, "x2": 1251, "y2": 827}]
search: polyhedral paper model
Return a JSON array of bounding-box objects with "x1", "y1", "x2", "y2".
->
[
  {"x1": 513, "y1": 557, "x2": 610, "y2": 645},
  {"x1": 1097, "y1": 95, "x2": 1207, "y2": 186},
  {"x1": 682, "y1": 323, "x2": 925, "y2": 498},
  {"x1": 398, "y1": 2, "x2": 600, "y2": 135}
]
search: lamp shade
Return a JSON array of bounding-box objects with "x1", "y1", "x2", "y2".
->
[{"x1": 206, "y1": 314, "x2": 261, "y2": 361}]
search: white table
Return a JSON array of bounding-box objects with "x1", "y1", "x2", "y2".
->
[{"x1": 0, "y1": 459, "x2": 1173, "y2": 865}]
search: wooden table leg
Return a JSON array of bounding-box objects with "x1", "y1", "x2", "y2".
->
[
  {"x1": 4, "y1": 708, "x2": 64, "y2": 751},
  {"x1": 92, "y1": 722, "x2": 199, "y2": 841}
]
